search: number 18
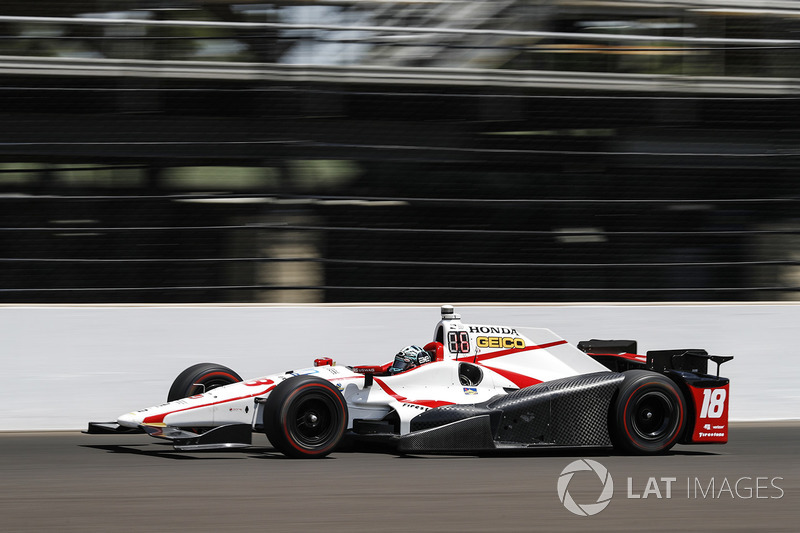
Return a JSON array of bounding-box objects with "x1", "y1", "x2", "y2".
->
[{"x1": 700, "y1": 388, "x2": 726, "y2": 418}]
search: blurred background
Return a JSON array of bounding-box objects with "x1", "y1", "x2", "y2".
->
[{"x1": 1, "y1": 0, "x2": 800, "y2": 304}]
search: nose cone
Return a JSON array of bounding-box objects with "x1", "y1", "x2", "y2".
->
[{"x1": 117, "y1": 411, "x2": 144, "y2": 428}]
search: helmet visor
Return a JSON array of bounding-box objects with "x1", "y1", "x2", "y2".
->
[{"x1": 389, "y1": 354, "x2": 415, "y2": 374}]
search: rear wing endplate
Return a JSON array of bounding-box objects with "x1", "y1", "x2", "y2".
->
[{"x1": 647, "y1": 349, "x2": 733, "y2": 377}]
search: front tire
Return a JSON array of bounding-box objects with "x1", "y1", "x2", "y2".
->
[
  {"x1": 167, "y1": 363, "x2": 243, "y2": 402},
  {"x1": 264, "y1": 375, "x2": 348, "y2": 458},
  {"x1": 611, "y1": 370, "x2": 686, "y2": 455}
]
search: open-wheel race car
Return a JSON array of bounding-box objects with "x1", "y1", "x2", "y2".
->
[{"x1": 87, "y1": 306, "x2": 733, "y2": 457}]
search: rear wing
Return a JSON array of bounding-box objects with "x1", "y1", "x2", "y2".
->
[
  {"x1": 646, "y1": 349, "x2": 733, "y2": 377},
  {"x1": 578, "y1": 339, "x2": 733, "y2": 377}
]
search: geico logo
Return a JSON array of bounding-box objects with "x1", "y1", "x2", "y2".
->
[{"x1": 476, "y1": 336, "x2": 526, "y2": 349}]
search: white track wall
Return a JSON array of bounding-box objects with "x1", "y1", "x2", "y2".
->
[{"x1": 1, "y1": 304, "x2": 797, "y2": 430}]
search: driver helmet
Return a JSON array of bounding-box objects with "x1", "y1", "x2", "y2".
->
[{"x1": 389, "y1": 345, "x2": 432, "y2": 374}]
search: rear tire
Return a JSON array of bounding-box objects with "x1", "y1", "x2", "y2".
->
[
  {"x1": 167, "y1": 363, "x2": 243, "y2": 402},
  {"x1": 611, "y1": 370, "x2": 686, "y2": 455},
  {"x1": 264, "y1": 375, "x2": 348, "y2": 458}
]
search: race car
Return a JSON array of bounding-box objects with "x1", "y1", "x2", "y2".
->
[{"x1": 86, "y1": 305, "x2": 732, "y2": 457}]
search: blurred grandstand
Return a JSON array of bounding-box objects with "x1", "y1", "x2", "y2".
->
[{"x1": 1, "y1": 0, "x2": 800, "y2": 303}]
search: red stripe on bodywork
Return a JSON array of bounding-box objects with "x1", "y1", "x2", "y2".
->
[
  {"x1": 412, "y1": 400, "x2": 456, "y2": 409},
  {"x1": 478, "y1": 364, "x2": 543, "y2": 389},
  {"x1": 373, "y1": 378, "x2": 455, "y2": 409},
  {"x1": 143, "y1": 384, "x2": 276, "y2": 424},
  {"x1": 589, "y1": 352, "x2": 646, "y2": 362},
  {"x1": 373, "y1": 377, "x2": 403, "y2": 400},
  {"x1": 472, "y1": 340, "x2": 568, "y2": 363}
]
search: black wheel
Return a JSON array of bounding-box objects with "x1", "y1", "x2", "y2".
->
[
  {"x1": 611, "y1": 370, "x2": 686, "y2": 455},
  {"x1": 167, "y1": 363, "x2": 243, "y2": 402},
  {"x1": 264, "y1": 375, "x2": 348, "y2": 459}
]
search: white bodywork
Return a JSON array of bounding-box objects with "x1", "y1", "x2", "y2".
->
[{"x1": 117, "y1": 308, "x2": 609, "y2": 436}]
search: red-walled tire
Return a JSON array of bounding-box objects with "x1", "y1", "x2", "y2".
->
[
  {"x1": 264, "y1": 375, "x2": 348, "y2": 459},
  {"x1": 611, "y1": 370, "x2": 686, "y2": 455},
  {"x1": 167, "y1": 363, "x2": 243, "y2": 402}
]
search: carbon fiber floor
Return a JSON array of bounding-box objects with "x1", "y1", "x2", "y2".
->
[{"x1": 0, "y1": 423, "x2": 797, "y2": 532}]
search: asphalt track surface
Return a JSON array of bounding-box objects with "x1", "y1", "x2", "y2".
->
[{"x1": 1, "y1": 423, "x2": 797, "y2": 533}]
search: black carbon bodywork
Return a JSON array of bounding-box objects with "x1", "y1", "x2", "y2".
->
[
  {"x1": 84, "y1": 422, "x2": 145, "y2": 435},
  {"x1": 397, "y1": 371, "x2": 624, "y2": 453},
  {"x1": 490, "y1": 372, "x2": 624, "y2": 446},
  {"x1": 398, "y1": 416, "x2": 497, "y2": 453},
  {"x1": 410, "y1": 404, "x2": 502, "y2": 433}
]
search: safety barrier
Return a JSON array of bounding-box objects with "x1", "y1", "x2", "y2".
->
[{"x1": 1, "y1": 303, "x2": 796, "y2": 430}]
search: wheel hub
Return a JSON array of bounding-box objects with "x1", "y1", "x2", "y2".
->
[
  {"x1": 290, "y1": 395, "x2": 338, "y2": 446},
  {"x1": 632, "y1": 391, "x2": 673, "y2": 440}
]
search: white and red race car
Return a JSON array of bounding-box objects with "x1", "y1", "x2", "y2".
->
[{"x1": 87, "y1": 306, "x2": 732, "y2": 457}]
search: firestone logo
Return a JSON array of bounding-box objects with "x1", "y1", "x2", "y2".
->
[{"x1": 557, "y1": 459, "x2": 614, "y2": 516}]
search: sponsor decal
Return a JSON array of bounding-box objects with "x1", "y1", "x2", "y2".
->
[
  {"x1": 476, "y1": 336, "x2": 526, "y2": 349},
  {"x1": 469, "y1": 326, "x2": 519, "y2": 335},
  {"x1": 463, "y1": 387, "x2": 478, "y2": 395},
  {"x1": 335, "y1": 383, "x2": 344, "y2": 391},
  {"x1": 289, "y1": 369, "x2": 320, "y2": 377}
]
